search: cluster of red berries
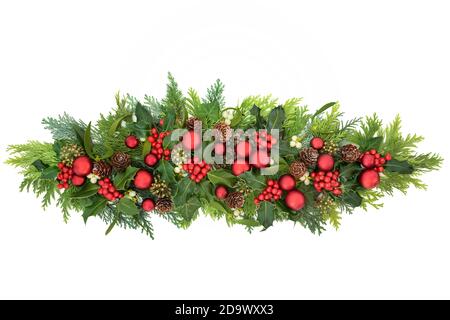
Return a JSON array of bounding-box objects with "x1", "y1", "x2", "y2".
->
[
  {"x1": 311, "y1": 170, "x2": 342, "y2": 196},
  {"x1": 56, "y1": 162, "x2": 73, "y2": 189},
  {"x1": 360, "y1": 149, "x2": 391, "y2": 172},
  {"x1": 251, "y1": 130, "x2": 277, "y2": 151},
  {"x1": 182, "y1": 157, "x2": 212, "y2": 183},
  {"x1": 97, "y1": 178, "x2": 123, "y2": 201},
  {"x1": 254, "y1": 179, "x2": 283, "y2": 204},
  {"x1": 147, "y1": 128, "x2": 171, "y2": 161}
]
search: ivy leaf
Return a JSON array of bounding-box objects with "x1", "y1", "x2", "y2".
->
[
  {"x1": 156, "y1": 161, "x2": 176, "y2": 184},
  {"x1": 32, "y1": 160, "x2": 48, "y2": 172},
  {"x1": 240, "y1": 171, "x2": 266, "y2": 192},
  {"x1": 41, "y1": 166, "x2": 59, "y2": 179},
  {"x1": 250, "y1": 104, "x2": 266, "y2": 129},
  {"x1": 257, "y1": 201, "x2": 274, "y2": 230},
  {"x1": 70, "y1": 183, "x2": 99, "y2": 199},
  {"x1": 341, "y1": 191, "x2": 363, "y2": 207},
  {"x1": 83, "y1": 197, "x2": 107, "y2": 223},
  {"x1": 176, "y1": 197, "x2": 201, "y2": 221},
  {"x1": 267, "y1": 105, "x2": 285, "y2": 130},
  {"x1": 174, "y1": 178, "x2": 195, "y2": 205},
  {"x1": 114, "y1": 166, "x2": 139, "y2": 190},
  {"x1": 83, "y1": 122, "x2": 95, "y2": 159},
  {"x1": 207, "y1": 169, "x2": 237, "y2": 188},
  {"x1": 311, "y1": 101, "x2": 336, "y2": 120},
  {"x1": 385, "y1": 159, "x2": 414, "y2": 174},
  {"x1": 235, "y1": 219, "x2": 261, "y2": 227},
  {"x1": 117, "y1": 198, "x2": 139, "y2": 216}
]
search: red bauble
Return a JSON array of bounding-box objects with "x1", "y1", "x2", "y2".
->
[
  {"x1": 142, "y1": 198, "x2": 155, "y2": 212},
  {"x1": 133, "y1": 169, "x2": 153, "y2": 189},
  {"x1": 278, "y1": 174, "x2": 296, "y2": 191},
  {"x1": 231, "y1": 162, "x2": 251, "y2": 176},
  {"x1": 310, "y1": 137, "x2": 324, "y2": 150},
  {"x1": 249, "y1": 150, "x2": 270, "y2": 168},
  {"x1": 285, "y1": 189, "x2": 306, "y2": 211},
  {"x1": 236, "y1": 141, "x2": 252, "y2": 158},
  {"x1": 144, "y1": 153, "x2": 158, "y2": 167},
  {"x1": 125, "y1": 135, "x2": 139, "y2": 149},
  {"x1": 71, "y1": 175, "x2": 85, "y2": 186},
  {"x1": 361, "y1": 154, "x2": 375, "y2": 168},
  {"x1": 182, "y1": 131, "x2": 201, "y2": 150},
  {"x1": 358, "y1": 169, "x2": 380, "y2": 189},
  {"x1": 317, "y1": 154, "x2": 335, "y2": 171},
  {"x1": 72, "y1": 156, "x2": 92, "y2": 176},
  {"x1": 215, "y1": 185, "x2": 229, "y2": 199},
  {"x1": 214, "y1": 143, "x2": 225, "y2": 155}
]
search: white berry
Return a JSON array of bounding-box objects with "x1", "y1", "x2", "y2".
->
[
  {"x1": 290, "y1": 141, "x2": 296, "y2": 147},
  {"x1": 295, "y1": 142, "x2": 302, "y2": 149},
  {"x1": 224, "y1": 119, "x2": 231, "y2": 126}
]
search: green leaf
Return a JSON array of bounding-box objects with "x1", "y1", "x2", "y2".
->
[
  {"x1": 235, "y1": 219, "x2": 261, "y2": 227},
  {"x1": 108, "y1": 113, "x2": 131, "y2": 136},
  {"x1": 174, "y1": 178, "x2": 195, "y2": 205},
  {"x1": 72, "y1": 124, "x2": 86, "y2": 147},
  {"x1": 32, "y1": 159, "x2": 48, "y2": 172},
  {"x1": 41, "y1": 166, "x2": 59, "y2": 179},
  {"x1": 195, "y1": 102, "x2": 221, "y2": 126},
  {"x1": 257, "y1": 201, "x2": 274, "y2": 230},
  {"x1": 114, "y1": 166, "x2": 139, "y2": 190},
  {"x1": 142, "y1": 140, "x2": 152, "y2": 156},
  {"x1": 176, "y1": 197, "x2": 201, "y2": 221},
  {"x1": 365, "y1": 136, "x2": 383, "y2": 150},
  {"x1": 339, "y1": 163, "x2": 362, "y2": 180},
  {"x1": 267, "y1": 105, "x2": 285, "y2": 130},
  {"x1": 240, "y1": 171, "x2": 266, "y2": 192},
  {"x1": 311, "y1": 102, "x2": 336, "y2": 119},
  {"x1": 162, "y1": 112, "x2": 175, "y2": 131},
  {"x1": 82, "y1": 197, "x2": 107, "y2": 223},
  {"x1": 70, "y1": 183, "x2": 99, "y2": 199},
  {"x1": 341, "y1": 191, "x2": 363, "y2": 207},
  {"x1": 135, "y1": 102, "x2": 153, "y2": 126},
  {"x1": 99, "y1": 145, "x2": 114, "y2": 160},
  {"x1": 156, "y1": 161, "x2": 176, "y2": 184},
  {"x1": 384, "y1": 159, "x2": 414, "y2": 174},
  {"x1": 117, "y1": 198, "x2": 139, "y2": 216},
  {"x1": 250, "y1": 104, "x2": 266, "y2": 129},
  {"x1": 207, "y1": 169, "x2": 237, "y2": 188},
  {"x1": 83, "y1": 122, "x2": 95, "y2": 159}
]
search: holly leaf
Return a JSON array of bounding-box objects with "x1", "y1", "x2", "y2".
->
[
  {"x1": 83, "y1": 197, "x2": 107, "y2": 223},
  {"x1": 117, "y1": 198, "x2": 139, "y2": 216},
  {"x1": 364, "y1": 136, "x2": 383, "y2": 150},
  {"x1": 250, "y1": 104, "x2": 266, "y2": 129},
  {"x1": 384, "y1": 159, "x2": 414, "y2": 174},
  {"x1": 135, "y1": 102, "x2": 153, "y2": 126},
  {"x1": 41, "y1": 166, "x2": 59, "y2": 180},
  {"x1": 70, "y1": 183, "x2": 99, "y2": 199},
  {"x1": 114, "y1": 166, "x2": 139, "y2": 190},
  {"x1": 341, "y1": 191, "x2": 363, "y2": 207},
  {"x1": 195, "y1": 102, "x2": 221, "y2": 125},
  {"x1": 257, "y1": 201, "x2": 274, "y2": 230},
  {"x1": 83, "y1": 122, "x2": 96, "y2": 159},
  {"x1": 108, "y1": 113, "x2": 131, "y2": 136},
  {"x1": 32, "y1": 160, "x2": 48, "y2": 172},
  {"x1": 311, "y1": 102, "x2": 336, "y2": 120},
  {"x1": 240, "y1": 171, "x2": 266, "y2": 192},
  {"x1": 207, "y1": 169, "x2": 237, "y2": 188},
  {"x1": 339, "y1": 163, "x2": 362, "y2": 180},
  {"x1": 174, "y1": 178, "x2": 195, "y2": 205},
  {"x1": 156, "y1": 160, "x2": 176, "y2": 184},
  {"x1": 176, "y1": 197, "x2": 201, "y2": 221},
  {"x1": 142, "y1": 140, "x2": 152, "y2": 157},
  {"x1": 267, "y1": 105, "x2": 285, "y2": 130}
]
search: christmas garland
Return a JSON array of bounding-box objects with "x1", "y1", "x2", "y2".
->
[{"x1": 7, "y1": 74, "x2": 442, "y2": 238}]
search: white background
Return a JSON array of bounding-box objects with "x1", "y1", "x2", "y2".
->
[{"x1": 1, "y1": 0, "x2": 449, "y2": 299}]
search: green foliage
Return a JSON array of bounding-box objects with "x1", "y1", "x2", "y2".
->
[
  {"x1": 42, "y1": 113, "x2": 87, "y2": 142},
  {"x1": 283, "y1": 98, "x2": 310, "y2": 138},
  {"x1": 203, "y1": 79, "x2": 225, "y2": 108},
  {"x1": 162, "y1": 72, "x2": 187, "y2": 126}
]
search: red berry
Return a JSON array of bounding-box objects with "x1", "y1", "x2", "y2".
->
[
  {"x1": 71, "y1": 175, "x2": 85, "y2": 186},
  {"x1": 375, "y1": 153, "x2": 381, "y2": 159},
  {"x1": 332, "y1": 189, "x2": 342, "y2": 196},
  {"x1": 310, "y1": 137, "x2": 324, "y2": 150},
  {"x1": 151, "y1": 128, "x2": 157, "y2": 134},
  {"x1": 125, "y1": 135, "x2": 139, "y2": 149},
  {"x1": 215, "y1": 185, "x2": 229, "y2": 200},
  {"x1": 249, "y1": 150, "x2": 270, "y2": 168},
  {"x1": 278, "y1": 174, "x2": 296, "y2": 191},
  {"x1": 148, "y1": 136, "x2": 155, "y2": 143},
  {"x1": 98, "y1": 188, "x2": 104, "y2": 195},
  {"x1": 267, "y1": 180, "x2": 274, "y2": 186},
  {"x1": 385, "y1": 153, "x2": 392, "y2": 161},
  {"x1": 231, "y1": 162, "x2": 251, "y2": 176},
  {"x1": 144, "y1": 153, "x2": 159, "y2": 167},
  {"x1": 360, "y1": 154, "x2": 376, "y2": 169},
  {"x1": 258, "y1": 194, "x2": 265, "y2": 201},
  {"x1": 254, "y1": 199, "x2": 260, "y2": 204},
  {"x1": 159, "y1": 119, "x2": 164, "y2": 126},
  {"x1": 201, "y1": 168, "x2": 208, "y2": 174},
  {"x1": 370, "y1": 149, "x2": 377, "y2": 155},
  {"x1": 236, "y1": 141, "x2": 252, "y2": 158},
  {"x1": 264, "y1": 194, "x2": 271, "y2": 200},
  {"x1": 142, "y1": 198, "x2": 155, "y2": 212},
  {"x1": 57, "y1": 184, "x2": 64, "y2": 189}
]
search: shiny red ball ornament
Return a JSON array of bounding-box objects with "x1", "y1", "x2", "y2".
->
[
  {"x1": 358, "y1": 169, "x2": 380, "y2": 189},
  {"x1": 71, "y1": 175, "x2": 86, "y2": 186},
  {"x1": 72, "y1": 156, "x2": 92, "y2": 176},
  {"x1": 215, "y1": 185, "x2": 229, "y2": 199},
  {"x1": 249, "y1": 150, "x2": 270, "y2": 168},
  {"x1": 231, "y1": 162, "x2": 251, "y2": 176},
  {"x1": 278, "y1": 174, "x2": 296, "y2": 191},
  {"x1": 236, "y1": 141, "x2": 252, "y2": 158},
  {"x1": 144, "y1": 153, "x2": 158, "y2": 167},
  {"x1": 125, "y1": 135, "x2": 139, "y2": 149},
  {"x1": 310, "y1": 137, "x2": 324, "y2": 150},
  {"x1": 361, "y1": 154, "x2": 375, "y2": 169},
  {"x1": 133, "y1": 169, "x2": 153, "y2": 189},
  {"x1": 182, "y1": 131, "x2": 201, "y2": 150},
  {"x1": 285, "y1": 189, "x2": 306, "y2": 211},
  {"x1": 142, "y1": 198, "x2": 155, "y2": 212},
  {"x1": 317, "y1": 154, "x2": 335, "y2": 171}
]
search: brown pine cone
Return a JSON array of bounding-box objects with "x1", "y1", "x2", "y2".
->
[
  {"x1": 110, "y1": 151, "x2": 131, "y2": 171},
  {"x1": 289, "y1": 160, "x2": 307, "y2": 180},
  {"x1": 155, "y1": 198, "x2": 173, "y2": 213},
  {"x1": 92, "y1": 160, "x2": 112, "y2": 178},
  {"x1": 225, "y1": 192, "x2": 245, "y2": 209},
  {"x1": 187, "y1": 117, "x2": 202, "y2": 130},
  {"x1": 214, "y1": 121, "x2": 232, "y2": 142},
  {"x1": 340, "y1": 144, "x2": 361, "y2": 162},
  {"x1": 299, "y1": 147, "x2": 319, "y2": 166}
]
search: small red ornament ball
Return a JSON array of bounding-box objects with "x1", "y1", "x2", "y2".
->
[
  {"x1": 215, "y1": 185, "x2": 229, "y2": 199},
  {"x1": 231, "y1": 162, "x2": 251, "y2": 176},
  {"x1": 358, "y1": 169, "x2": 380, "y2": 189},
  {"x1": 360, "y1": 154, "x2": 375, "y2": 169},
  {"x1": 310, "y1": 137, "x2": 324, "y2": 150},
  {"x1": 182, "y1": 131, "x2": 201, "y2": 150},
  {"x1": 285, "y1": 189, "x2": 306, "y2": 211},
  {"x1": 214, "y1": 143, "x2": 225, "y2": 155},
  {"x1": 142, "y1": 198, "x2": 155, "y2": 212},
  {"x1": 144, "y1": 153, "x2": 158, "y2": 167},
  {"x1": 236, "y1": 141, "x2": 252, "y2": 158},
  {"x1": 278, "y1": 174, "x2": 296, "y2": 191},
  {"x1": 133, "y1": 169, "x2": 153, "y2": 189},
  {"x1": 71, "y1": 175, "x2": 85, "y2": 186},
  {"x1": 125, "y1": 135, "x2": 139, "y2": 149},
  {"x1": 72, "y1": 156, "x2": 92, "y2": 176},
  {"x1": 317, "y1": 154, "x2": 335, "y2": 171},
  {"x1": 250, "y1": 150, "x2": 270, "y2": 168}
]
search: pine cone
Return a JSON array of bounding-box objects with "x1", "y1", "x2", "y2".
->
[
  {"x1": 110, "y1": 152, "x2": 131, "y2": 171},
  {"x1": 214, "y1": 121, "x2": 232, "y2": 142},
  {"x1": 92, "y1": 160, "x2": 112, "y2": 178},
  {"x1": 150, "y1": 179, "x2": 172, "y2": 198},
  {"x1": 155, "y1": 198, "x2": 173, "y2": 213},
  {"x1": 60, "y1": 144, "x2": 85, "y2": 166},
  {"x1": 299, "y1": 147, "x2": 319, "y2": 166},
  {"x1": 340, "y1": 144, "x2": 361, "y2": 162},
  {"x1": 187, "y1": 117, "x2": 202, "y2": 130},
  {"x1": 289, "y1": 160, "x2": 307, "y2": 179},
  {"x1": 225, "y1": 192, "x2": 245, "y2": 209},
  {"x1": 322, "y1": 141, "x2": 338, "y2": 154}
]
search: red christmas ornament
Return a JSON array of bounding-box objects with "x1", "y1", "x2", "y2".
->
[
  {"x1": 285, "y1": 189, "x2": 306, "y2": 211},
  {"x1": 310, "y1": 137, "x2": 324, "y2": 150},
  {"x1": 142, "y1": 198, "x2": 155, "y2": 212},
  {"x1": 215, "y1": 185, "x2": 229, "y2": 199},
  {"x1": 231, "y1": 162, "x2": 251, "y2": 176},
  {"x1": 182, "y1": 131, "x2": 201, "y2": 150},
  {"x1": 236, "y1": 141, "x2": 252, "y2": 158},
  {"x1": 72, "y1": 156, "x2": 92, "y2": 177},
  {"x1": 214, "y1": 143, "x2": 225, "y2": 155},
  {"x1": 249, "y1": 150, "x2": 270, "y2": 168},
  {"x1": 71, "y1": 175, "x2": 85, "y2": 186},
  {"x1": 144, "y1": 153, "x2": 158, "y2": 167},
  {"x1": 358, "y1": 169, "x2": 380, "y2": 189},
  {"x1": 125, "y1": 135, "x2": 139, "y2": 149},
  {"x1": 278, "y1": 174, "x2": 296, "y2": 191},
  {"x1": 360, "y1": 153, "x2": 375, "y2": 169},
  {"x1": 317, "y1": 154, "x2": 335, "y2": 171},
  {"x1": 133, "y1": 169, "x2": 153, "y2": 189}
]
